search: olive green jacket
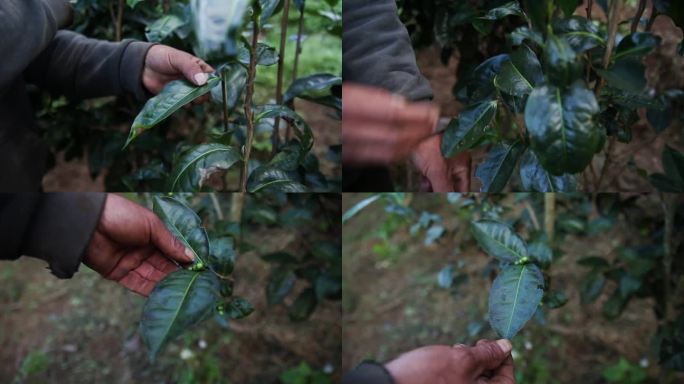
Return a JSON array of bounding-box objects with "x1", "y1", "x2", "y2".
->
[
  {"x1": 0, "y1": 0, "x2": 154, "y2": 191},
  {"x1": 0, "y1": 193, "x2": 105, "y2": 278}
]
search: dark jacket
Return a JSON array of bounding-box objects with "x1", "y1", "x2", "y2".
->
[
  {"x1": 0, "y1": 193, "x2": 106, "y2": 278},
  {"x1": 0, "y1": 0, "x2": 154, "y2": 191},
  {"x1": 342, "y1": 0, "x2": 433, "y2": 192},
  {"x1": 342, "y1": 362, "x2": 394, "y2": 384}
]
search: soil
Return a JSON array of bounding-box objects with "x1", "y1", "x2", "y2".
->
[
  {"x1": 0, "y1": 221, "x2": 341, "y2": 383},
  {"x1": 342, "y1": 193, "x2": 684, "y2": 383}
]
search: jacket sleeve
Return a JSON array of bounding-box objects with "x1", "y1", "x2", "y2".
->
[
  {"x1": 343, "y1": 0, "x2": 432, "y2": 101},
  {"x1": 342, "y1": 362, "x2": 395, "y2": 384},
  {"x1": 0, "y1": 193, "x2": 106, "y2": 278},
  {"x1": 0, "y1": 0, "x2": 73, "y2": 92},
  {"x1": 24, "y1": 30, "x2": 155, "y2": 101}
]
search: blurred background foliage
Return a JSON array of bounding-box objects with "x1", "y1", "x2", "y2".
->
[
  {"x1": 0, "y1": 192, "x2": 341, "y2": 383},
  {"x1": 342, "y1": 192, "x2": 684, "y2": 383},
  {"x1": 34, "y1": 0, "x2": 341, "y2": 191}
]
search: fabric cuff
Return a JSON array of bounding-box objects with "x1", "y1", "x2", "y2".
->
[
  {"x1": 342, "y1": 361, "x2": 395, "y2": 384},
  {"x1": 119, "y1": 40, "x2": 157, "y2": 101},
  {"x1": 44, "y1": 0, "x2": 74, "y2": 28},
  {"x1": 20, "y1": 193, "x2": 106, "y2": 279}
]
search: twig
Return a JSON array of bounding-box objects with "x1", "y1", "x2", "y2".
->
[
  {"x1": 239, "y1": 17, "x2": 260, "y2": 193},
  {"x1": 586, "y1": 0, "x2": 593, "y2": 21},
  {"x1": 221, "y1": 71, "x2": 229, "y2": 133},
  {"x1": 661, "y1": 193, "x2": 675, "y2": 323},
  {"x1": 292, "y1": 5, "x2": 305, "y2": 81},
  {"x1": 210, "y1": 193, "x2": 224, "y2": 221},
  {"x1": 595, "y1": 0, "x2": 620, "y2": 95},
  {"x1": 632, "y1": 0, "x2": 647, "y2": 33},
  {"x1": 646, "y1": 4, "x2": 659, "y2": 31},
  {"x1": 597, "y1": 137, "x2": 616, "y2": 190},
  {"x1": 272, "y1": 0, "x2": 291, "y2": 155},
  {"x1": 115, "y1": 0, "x2": 124, "y2": 41},
  {"x1": 524, "y1": 201, "x2": 540, "y2": 231},
  {"x1": 229, "y1": 193, "x2": 245, "y2": 223},
  {"x1": 544, "y1": 193, "x2": 556, "y2": 243}
]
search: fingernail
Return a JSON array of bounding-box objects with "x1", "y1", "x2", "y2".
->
[
  {"x1": 193, "y1": 73, "x2": 208, "y2": 86},
  {"x1": 496, "y1": 339, "x2": 512, "y2": 354},
  {"x1": 184, "y1": 247, "x2": 196, "y2": 261}
]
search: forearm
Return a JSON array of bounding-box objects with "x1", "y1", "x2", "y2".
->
[
  {"x1": 343, "y1": 0, "x2": 432, "y2": 101},
  {"x1": 342, "y1": 362, "x2": 395, "y2": 384},
  {"x1": 24, "y1": 31, "x2": 154, "y2": 100},
  {"x1": 0, "y1": 193, "x2": 106, "y2": 278}
]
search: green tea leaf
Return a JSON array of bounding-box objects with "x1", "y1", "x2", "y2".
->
[
  {"x1": 544, "y1": 34, "x2": 582, "y2": 85},
  {"x1": 153, "y1": 196, "x2": 209, "y2": 266},
  {"x1": 553, "y1": 16, "x2": 604, "y2": 52},
  {"x1": 614, "y1": 32, "x2": 661, "y2": 61},
  {"x1": 467, "y1": 54, "x2": 509, "y2": 102},
  {"x1": 288, "y1": 288, "x2": 317, "y2": 321},
  {"x1": 441, "y1": 100, "x2": 497, "y2": 157},
  {"x1": 283, "y1": 74, "x2": 342, "y2": 107},
  {"x1": 480, "y1": 1, "x2": 526, "y2": 20},
  {"x1": 475, "y1": 141, "x2": 525, "y2": 192},
  {"x1": 489, "y1": 264, "x2": 544, "y2": 339},
  {"x1": 254, "y1": 104, "x2": 313, "y2": 150},
  {"x1": 495, "y1": 44, "x2": 543, "y2": 96},
  {"x1": 127, "y1": 76, "x2": 221, "y2": 147},
  {"x1": 519, "y1": 150, "x2": 577, "y2": 192},
  {"x1": 211, "y1": 64, "x2": 248, "y2": 115},
  {"x1": 140, "y1": 270, "x2": 220, "y2": 361},
  {"x1": 471, "y1": 220, "x2": 528, "y2": 263},
  {"x1": 525, "y1": 81, "x2": 600, "y2": 175},
  {"x1": 168, "y1": 144, "x2": 241, "y2": 192},
  {"x1": 238, "y1": 42, "x2": 279, "y2": 66},
  {"x1": 597, "y1": 58, "x2": 646, "y2": 93},
  {"x1": 247, "y1": 167, "x2": 308, "y2": 193},
  {"x1": 226, "y1": 297, "x2": 254, "y2": 319},
  {"x1": 209, "y1": 237, "x2": 236, "y2": 276},
  {"x1": 145, "y1": 15, "x2": 185, "y2": 42}
]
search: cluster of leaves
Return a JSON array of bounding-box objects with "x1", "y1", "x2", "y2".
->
[
  {"x1": 400, "y1": 0, "x2": 684, "y2": 192},
  {"x1": 140, "y1": 195, "x2": 253, "y2": 361},
  {"x1": 35, "y1": 0, "x2": 341, "y2": 191}
]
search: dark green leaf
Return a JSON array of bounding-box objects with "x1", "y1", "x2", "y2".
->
[
  {"x1": 525, "y1": 81, "x2": 600, "y2": 175},
  {"x1": 468, "y1": 55, "x2": 510, "y2": 102},
  {"x1": 580, "y1": 272, "x2": 605, "y2": 304},
  {"x1": 441, "y1": 100, "x2": 497, "y2": 157},
  {"x1": 127, "y1": 76, "x2": 221, "y2": 147},
  {"x1": 480, "y1": 1, "x2": 526, "y2": 20},
  {"x1": 510, "y1": 26, "x2": 544, "y2": 47},
  {"x1": 475, "y1": 141, "x2": 525, "y2": 192},
  {"x1": 146, "y1": 15, "x2": 185, "y2": 43},
  {"x1": 662, "y1": 145, "x2": 684, "y2": 184},
  {"x1": 238, "y1": 42, "x2": 279, "y2": 66},
  {"x1": 266, "y1": 267, "x2": 296, "y2": 305},
  {"x1": 259, "y1": 0, "x2": 282, "y2": 23},
  {"x1": 288, "y1": 288, "x2": 317, "y2": 321},
  {"x1": 226, "y1": 297, "x2": 254, "y2": 319},
  {"x1": 489, "y1": 264, "x2": 544, "y2": 339},
  {"x1": 168, "y1": 144, "x2": 241, "y2": 192},
  {"x1": 495, "y1": 45, "x2": 544, "y2": 96},
  {"x1": 140, "y1": 270, "x2": 220, "y2": 361},
  {"x1": 544, "y1": 34, "x2": 582, "y2": 85},
  {"x1": 602, "y1": 289, "x2": 628, "y2": 319},
  {"x1": 555, "y1": 0, "x2": 580, "y2": 17},
  {"x1": 294, "y1": 0, "x2": 305, "y2": 11},
  {"x1": 311, "y1": 241, "x2": 341, "y2": 263},
  {"x1": 314, "y1": 273, "x2": 341, "y2": 300},
  {"x1": 615, "y1": 32, "x2": 661, "y2": 61},
  {"x1": 211, "y1": 64, "x2": 248, "y2": 115},
  {"x1": 544, "y1": 290, "x2": 569, "y2": 308},
  {"x1": 519, "y1": 150, "x2": 577, "y2": 192},
  {"x1": 596, "y1": 58, "x2": 646, "y2": 93},
  {"x1": 153, "y1": 196, "x2": 209, "y2": 266},
  {"x1": 619, "y1": 274, "x2": 642, "y2": 298},
  {"x1": 528, "y1": 241, "x2": 553, "y2": 267},
  {"x1": 284, "y1": 74, "x2": 342, "y2": 104},
  {"x1": 254, "y1": 104, "x2": 313, "y2": 150},
  {"x1": 552, "y1": 16, "x2": 604, "y2": 52},
  {"x1": 649, "y1": 173, "x2": 684, "y2": 192},
  {"x1": 471, "y1": 219, "x2": 528, "y2": 263},
  {"x1": 209, "y1": 237, "x2": 236, "y2": 276},
  {"x1": 247, "y1": 167, "x2": 308, "y2": 193}
]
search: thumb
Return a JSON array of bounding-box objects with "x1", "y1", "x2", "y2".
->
[
  {"x1": 147, "y1": 213, "x2": 195, "y2": 264},
  {"x1": 169, "y1": 49, "x2": 213, "y2": 86},
  {"x1": 468, "y1": 339, "x2": 512, "y2": 372}
]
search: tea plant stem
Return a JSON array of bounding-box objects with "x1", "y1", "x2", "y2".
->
[
  {"x1": 597, "y1": 137, "x2": 616, "y2": 190},
  {"x1": 646, "y1": 4, "x2": 658, "y2": 31},
  {"x1": 544, "y1": 193, "x2": 556, "y2": 243},
  {"x1": 292, "y1": 6, "x2": 305, "y2": 81},
  {"x1": 229, "y1": 193, "x2": 245, "y2": 223},
  {"x1": 595, "y1": 0, "x2": 620, "y2": 95},
  {"x1": 221, "y1": 71, "x2": 229, "y2": 133},
  {"x1": 116, "y1": 0, "x2": 124, "y2": 41},
  {"x1": 210, "y1": 193, "x2": 224, "y2": 221},
  {"x1": 586, "y1": 0, "x2": 593, "y2": 21},
  {"x1": 272, "y1": 0, "x2": 291, "y2": 155},
  {"x1": 661, "y1": 193, "x2": 675, "y2": 322},
  {"x1": 632, "y1": 0, "x2": 647, "y2": 33},
  {"x1": 239, "y1": 17, "x2": 260, "y2": 193}
]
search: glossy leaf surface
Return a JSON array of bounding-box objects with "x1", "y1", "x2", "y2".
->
[
  {"x1": 141, "y1": 270, "x2": 220, "y2": 360},
  {"x1": 475, "y1": 141, "x2": 525, "y2": 192},
  {"x1": 495, "y1": 45, "x2": 543, "y2": 96},
  {"x1": 519, "y1": 150, "x2": 577, "y2": 192},
  {"x1": 471, "y1": 220, "x2": 528, "y2": 263},
  {"x1": 153, "y1": 196, "x2": 209, "y2": 265},
  {"x1": 168, "y1": 144, "x2": 241, "y2": 192},
  {"x1": 209, "y1": 237, "x2": 236, "y2": 276},
  {"x1": 211, "y1": 63, "x2": 248, "y2": 114},
  {"x1": 441, "y1": 100, "x2": 497, "y2": 157},
  {"x1": 247, "y1": 167, "x2": 308, "y2": 193},
  {"x1": 489, "y1": 264, "x2": 544, "y2": 339}
]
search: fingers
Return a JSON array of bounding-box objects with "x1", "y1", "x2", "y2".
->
[
  {"x1": 489, "y1": 356, "x2": 515, "y2": 384},
  {"x1": 411, "y1": 135, "x2": 455, "y2": 192},
  {"x1": 146, "y1": 252, "x2": 181, "y2": 275},
  {"x1": 465, "y1": 339, "x2": 513, "y2": 373},
  {"x1": 119, "y1": 269, "x2": 157, "y2": 297},
  {"x1": 168, "y1": 48, "x2": 214, "y2": 86},
  {"x1": 450, "y1": 152, "x2": 472, "y2": 192},
  {"x1": 146, "y1": 212, "x2": 195, "y2": 265}
]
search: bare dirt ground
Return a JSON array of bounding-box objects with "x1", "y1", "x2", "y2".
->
[
  {"x1": 342, "y1": 194, "x2": 683, "y2": 383},
  {"x1": 0, "y1": 222, "x2": 341, "y2": 383},
  {"x1": 41, "y1": 101, "x2": 340, "y2": 192}
]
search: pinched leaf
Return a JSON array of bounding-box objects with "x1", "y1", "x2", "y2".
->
[
  {"x1": 211, "y1": 63, "x2": 248, "y2": 114},
  {"x1": 441, "y1": 100, "x2": 497, "y2": 157},
  {"x1": 254, "y1": 104, "x2": 313, "y2": 150},
  {"x1": 284, "y1": 74, "x2": 342, "y2": 105},
  {"x1": 475, "y1": 141, "x2": 525, "y2": 192},
  {"x1": 127, "y1": 76, "x2": 221, "y2": 147},
  {"x1": 615, "y1": 32, "x2": 661, "y2": 61},
  {"x1": 525, "y1": 81, "x2": 600, "y2": 175},
  {"x1": 519, "y1": 150, "x2": 577, "y2": 192},
  {"x1": 209, "y1": 237, "x2": 236, "y2": 276},
  {"x1": 168, "y1": 144, "x2": 241, "y2": 192},
  {"x1": 140, "y1": 270, "x2": 220, "y2": 361},
  {"x1": 247, "y1": 167, "x2": 308, "y2": 193},
  {"x1": 146, "y1": 15, "x2": 186, "y2": 43},
  {"x1": 495, "y1": 45, "x2": 543, "y2": 96},
  {"x1": 471, "y1": 220, "x2": 528, "y2": 263},
  {"x1": 489, "y1": 264, "x2": 544, "y2": 339},
  {"x1": 153, "y1": 196, "x2": 209, "y2": 265}
]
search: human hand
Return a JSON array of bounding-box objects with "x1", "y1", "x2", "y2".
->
[
  {"x1": 142, "y1": 45, "x2": 215, "y2": 94},
  {"x1": 412, "y1": 134, "x2": 472, "y2": 192},
  {"x1": 385, "y1": 339, "x2": 514, "y2": 384},
  {"x1": 342, "y1": 83, "x2": 439, "y2": 165},
  {"x1": 83, "y1": 194, "x2": 195, "y2": 296}
]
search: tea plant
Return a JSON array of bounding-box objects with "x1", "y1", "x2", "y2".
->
[
  {"x1": 398, "y1": 0, "x2": 684, "y2": 192},
  {"x1": 140, "y1": 195, "x2": 253, "y2": 361}
]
